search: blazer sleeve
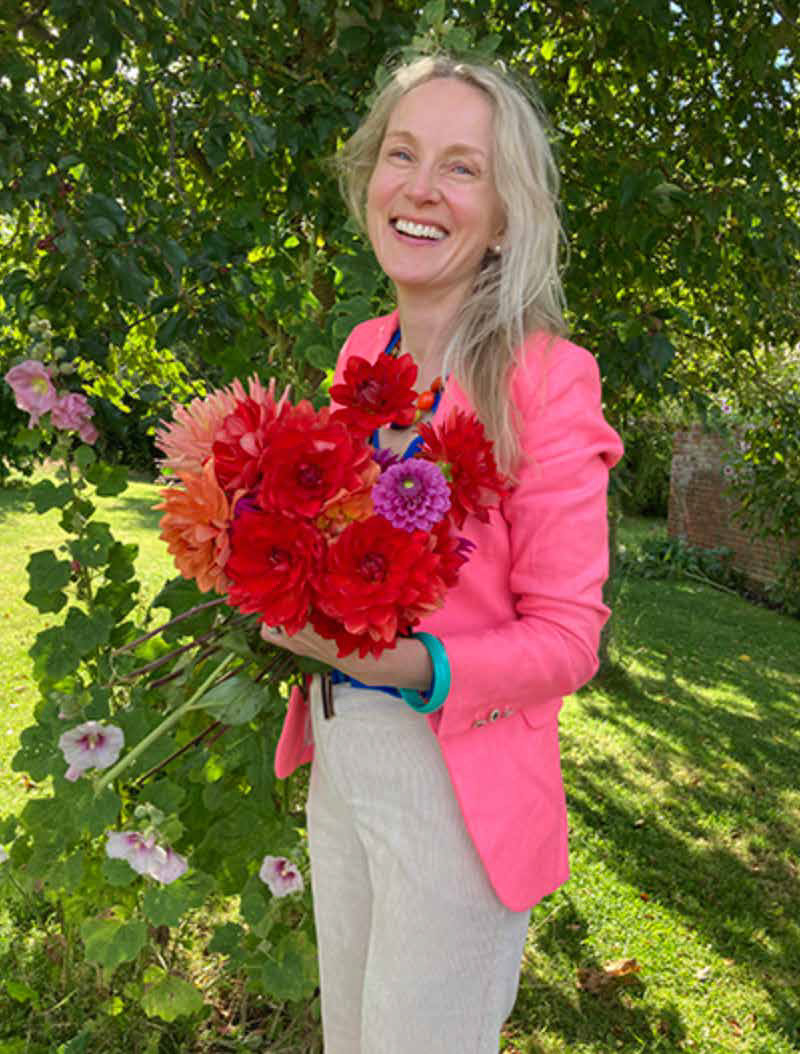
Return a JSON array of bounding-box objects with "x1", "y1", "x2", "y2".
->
[{"x1": 435, "y1": 340, "x2": 624, "y2": 738}]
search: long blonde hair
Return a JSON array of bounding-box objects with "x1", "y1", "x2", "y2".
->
[{"x1": 337, "y1": 54, "x2": 568, "y2": 476}]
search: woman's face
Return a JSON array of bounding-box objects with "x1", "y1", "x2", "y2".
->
[{"x1": 366, "y1": 77, "x2": 505, "y2": 311}]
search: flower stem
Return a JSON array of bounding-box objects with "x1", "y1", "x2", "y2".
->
[
  {"x1": 95, "y1": 652, "x2": 236, "y2": 794},
  {"x1": 112, "y1": 597, "x2": 228, "y2": 655}
]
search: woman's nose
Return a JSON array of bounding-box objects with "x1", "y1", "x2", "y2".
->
[{"x1": 404, "y1": 164, "x2": 441, "y2": 204}]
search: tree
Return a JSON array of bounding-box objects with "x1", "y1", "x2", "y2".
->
[{"x1": 1, "y1": 0, "x2": 797, "y2": 425}]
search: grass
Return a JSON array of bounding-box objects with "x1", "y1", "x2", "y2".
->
[{"x1": 1, "y1": 485, "x2": 799, "y2": 1053}]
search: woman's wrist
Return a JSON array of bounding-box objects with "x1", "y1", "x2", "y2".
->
[{"x1": 339, "y1": 636, "x2": 433, "y2": 692}]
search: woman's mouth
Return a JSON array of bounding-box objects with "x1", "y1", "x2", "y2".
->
[{"x1": 391, "y1": 218, "x2": 447, "y2": 242}]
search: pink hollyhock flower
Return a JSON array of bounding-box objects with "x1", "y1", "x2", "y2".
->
[
  {"x1": 372, "y1": 459, "x2": 451, "y2": 532},
  {"x1": 4, "y1": 360, "x2": 57, "y2": 425},
  {"x1": 58, "y1": 720, "x2": 125, "y2": 781},
  {"x1": 258, "y1": 855, "x2": 304, "y2": 897},
  {"x1": 105, "y1": 831, "x2": 188, "y2": 884},
  {"x1": 149, "y1": 846, "x2": 189, "y2": 884},
  {"x1": 51, "y1": 391, "x2": 97, "y2": 442},
  {"x1": 78, "y1": 420, "x2": 99, "y2": 444}
]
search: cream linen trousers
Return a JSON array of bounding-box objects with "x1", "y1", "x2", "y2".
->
[{"x1": 306, "y1": 676, "x2": 531, "y2": 1054}]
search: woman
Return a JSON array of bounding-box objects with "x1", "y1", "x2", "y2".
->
[{"x1": 266, "y1": 55, "x2": 623, "y2": 1053}]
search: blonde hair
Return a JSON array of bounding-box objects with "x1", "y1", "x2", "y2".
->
[{"x1": 336, "y1": 54, "x2": 568, "y2": 475}]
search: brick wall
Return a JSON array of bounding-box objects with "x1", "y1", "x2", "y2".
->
[{"x1": 668, "y1": 426, "x2": 795, "y2": 586}]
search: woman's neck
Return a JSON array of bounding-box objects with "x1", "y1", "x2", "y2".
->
[{"x1": 395, "y1": 291, "x2": 463, "y2": 385}]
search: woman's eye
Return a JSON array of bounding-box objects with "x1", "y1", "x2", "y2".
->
[
  {"x1": 452, "y1": 162, "x2": 476, "y2": 176},
  {"x1": 389, "y1": 148, "x2": 412, "y2": 161}
]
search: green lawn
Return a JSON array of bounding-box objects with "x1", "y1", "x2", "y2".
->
[{"x1": 1, "y1": 483, "x2": 798, "y2": 1053}]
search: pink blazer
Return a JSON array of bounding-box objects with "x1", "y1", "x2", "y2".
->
[{"x1": 275, "y1": 311, "x2": 624, "y2": 911}]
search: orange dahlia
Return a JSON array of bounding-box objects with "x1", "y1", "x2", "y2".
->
[{"x1": 156, "y1": 461, "x2": 233, "y2": 593}]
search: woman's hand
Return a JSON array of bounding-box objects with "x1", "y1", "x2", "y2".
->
[{"x1": 260, "y1": 623, "x2": 433, "y2": 693}]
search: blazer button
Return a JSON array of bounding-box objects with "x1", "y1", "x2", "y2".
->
[
  {"x1": 502, "y1": 707, "x2": 513, "y2": 718},
  {"x1": 489, "y1": 708, "x2": 501, "y2": 722},
  {"x1": 472, "y1": 718, "x2": 487, "y2": 729}
]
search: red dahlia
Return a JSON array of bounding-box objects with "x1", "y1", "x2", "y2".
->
[
  {"x1": 224, "y1": 506, "x2": 324, "y2": 634},
  {"x1": 213, "y1": 394, "x2": 280, "y2": 495},
  {"x1": 417, "y1": 408, "x2": 510, "y2": 528},
  {"x1": 330, "y1": 352, "x2": 419, "y2": 434},
  {"x1": 257, "y1": 401, "x2": 378, "y2": 520},
  {"x1": 313, "y1": 515, "x2": 446, "y2": 657}
]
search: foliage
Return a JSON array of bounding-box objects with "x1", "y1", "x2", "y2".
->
[
  {"x1": 0, "y1": 0, "x2": 798, "y2": 425},
  {"x1": 1, "y1": 391, "x2": 318, "y2": 1030},
  {"x1": 4, "y1": 516, "x2": 800, "y2": 1051},
  {"x1": 616, "y1": 399, "x2": 692, "y2": 518},
  {"x1": 618, "y1": 533, "x2": 747, "y2": 595}
]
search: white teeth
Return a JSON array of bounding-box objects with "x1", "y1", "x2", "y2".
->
[{"x1": 394, "y1": 219, "x2": 446, "y2": 240}]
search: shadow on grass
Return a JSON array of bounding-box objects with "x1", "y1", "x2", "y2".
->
[
  {"x1": 512, "y1": 894, "x2": 687, "y2": 1052},
  {"x1": 552, "y1": 577, "x2": 800, "y2": 1046}
]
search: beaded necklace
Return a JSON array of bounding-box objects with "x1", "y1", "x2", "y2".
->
[{"x1": 384, "y1": 329, "x2": 444, "y2": 429}]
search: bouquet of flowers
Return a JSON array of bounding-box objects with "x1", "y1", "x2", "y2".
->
[{"x1": 156, "y1": 350, "x2": 509, "y2": 658}]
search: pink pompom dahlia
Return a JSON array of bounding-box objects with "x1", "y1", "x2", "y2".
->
[{"x1": 372, "y1": 459, "x2": 451, "y2": 532}]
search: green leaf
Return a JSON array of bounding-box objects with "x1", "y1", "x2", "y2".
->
[
  {"x1": 139, "y1": 778, "x2": 186, "y2": 815},
  {"x1": 86, "y1": 216, "x2": 117, "y2": 241},
  {"x1": 70, "y1": 520, "x2": 115, "y2": 567},
  {"x1": 84, "y1": 461, "x2": 128, "y2": 496},
  {"x1": 257, "y1": 930, "x2": 318, "y2": 1002},
  {"x1": 27, "y1": 551, "x2": 71, "y2": 592},
  {"x1": 141, "y1": 973, "x2": 204, "y2": 1021},
  {"x1": 5, "y1": 980, "x2": 40, "y2": 1007},
  {"x1": 30, "y1": 625, "x2": 81, "y2": 682},
  {"x1": 23, "y1": 586, "x2": 68, "y2": 614},
  {"x1": 80, "y1": 916, "x2": 148, "y2": 970},
  {"x1": 74, "y1": 444, "x2": 97, "y2": 470},
  {"x1": 85, "y1": 193, "x2": 127, "y2": 230},
  {"x1": 63, "y1": 607, "x2": 114, "y2": 656},
  {"x1": 102, "y1": 856, "x2": 139, "y2": 886},
  {"x1": 191, "y1": 674, "x2": 266, "y2": 725},
  {"x1": 109, "y1": 253, "x2": 152, "y2": 306},
  {"x1": 207, "y1": 921, "x2": 245, "y2": 957},
  {"x1": 28, "y1": 479, "x2": 72, "y2": 513},
  {"x1": 142, "y1": 871, "x2": 214, "y2": 927}
]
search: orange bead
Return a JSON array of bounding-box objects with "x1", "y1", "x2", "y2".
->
[{"x1": 417, "y1": 391, "x2": 436, "y2": 411}]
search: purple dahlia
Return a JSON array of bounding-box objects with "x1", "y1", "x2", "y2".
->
[{"x1": 372, "y1": 459, "x2": 451, "y2": 532}]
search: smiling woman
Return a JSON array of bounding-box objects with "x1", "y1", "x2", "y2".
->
[
  {"x1": 366, "y1": 77, "x2": 505, "y2": 329},
  {"x1": 265, "y1": 53, "x2": 624, "y2": 1054}
]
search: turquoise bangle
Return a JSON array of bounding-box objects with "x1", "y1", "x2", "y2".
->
[{"x1": 399, "y1": 632, "x2": 451, "y2": 714}]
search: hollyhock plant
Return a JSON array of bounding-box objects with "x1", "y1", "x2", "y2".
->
[
  {"x1": 330, "y1": 352, "x2": 419, "y2": 434},
  {"x1": 105, "y1": 831, "x2": 188, "y2": 884},
  {"x1": 225, "y1": 506, "x2": 325, "y2": 634},
  {"x1": 157, "y1": 461, "x2": 234, "y2": 594},
  {"x1": 314, "y1": 514, "x2": 446, "y2": 656},
  {"x1": 0, "y1": 847, "x2": 8, "y2": 864},
  {"x1": 259, "y1": 855, "x2": 305, "y2": 897},
  {"x1": 258, "y1": 401, "x2": 379, "y2": 519},
  {"x1": 372, "y1": 459, "x2": 451, "y2": 532},
  {"x1": 4, "y1": 360, "x2": 57, "y2": 425},
  {"x1": 418, "y1": 408, "x2": 510, "y2": 528},
  {"x1": 58, "y1": 720, "x2": 125, "y2": 781}
]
